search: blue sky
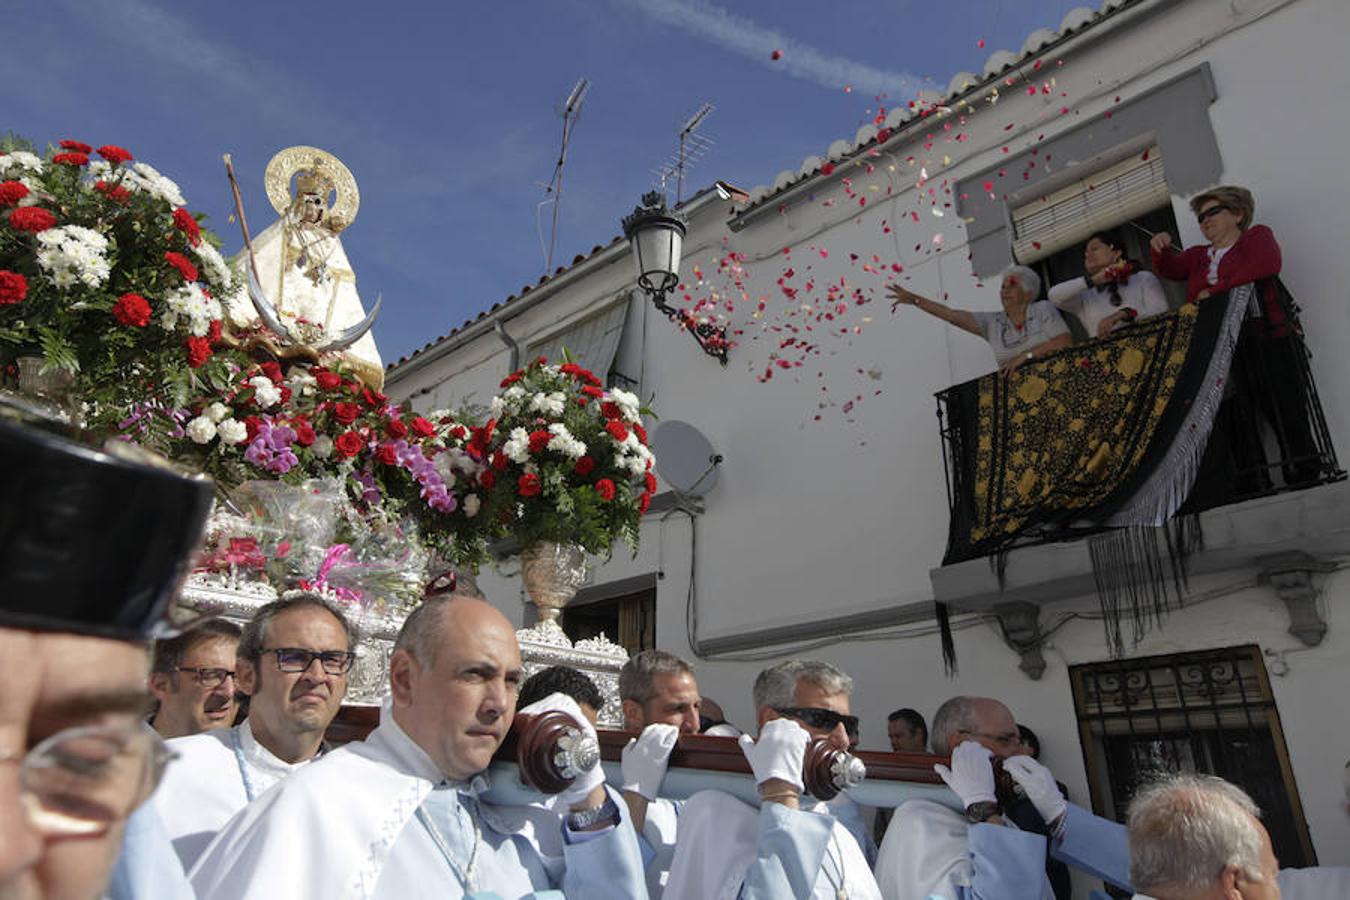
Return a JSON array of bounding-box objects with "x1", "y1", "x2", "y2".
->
[{"x1": 2, "y1": 0, "x2": 1086, "y2": 365}]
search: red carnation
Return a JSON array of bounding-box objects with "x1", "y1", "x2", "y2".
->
[
  {"x1": 574, "y1": 456, "x2": 596, "y2": 477},
  {"x1": 580, "y1": 385, "x2": 604, "y2": 399},
  {"x1": 633, "y1": 423, "x2": 648, "y2": 444},
  {"x1": 172, "y1": 208, "x2": 202, "y2": 247},
  {"x1": 293, "y1": 420, "x2": 316, "y2": 447},
  {"x1": 259, "y1": 361, "x2": 283, "y2": 383},
  {"x1": 335, "y1": 431, "x2": 364, "y2": 458},
  {"x1": 479, "y1": 469, "x2": 497, "y2": 490},
  {"x1": 184, "y1": 336, "x2": 212, "y2": 368},
  {"x1": 112, "y1": 292, "x2": 151, "y2": 327},
  {"x1": 638, "y1": 492, "x2": 652, "y2": 515},
  {"x1": 278, "y1": 385, "x2": 292, "y2": 405},
  {"x1": 362, "y1": 387, "x2": 387, "y2": 409},
  {"x1": 491, "y1": 451, "x2": 509, "y2": 472},
  {"x1": 97, "y1": 145, "x2": 133, "y2": 165},
  {"x1": 8, "y1": 207, "x2": 56, "y2": 232},
  {"x1": 207, "y1": 319, "x2": 222, "y2": 344},
  {"x1": 332, "y1": 402, "x2": 360, "y2": 425},
  {"x1": 52, "y1": 152, "x2": 88, "y2": 167},
  {"x1": 411, "y1": 416, "x2": 436, "y2": 438},
  {"x1": 500, "y1": 372, "x2": 522, "y2": 388},
  {"x1": 600, "y1": 401, "x2": 622, "y2": 420},
  {"x1": 0, "y1": 271, "x2": 27, "y2": 306},
  {"x1": 0, "y1": 181, "x2": 29, "y2": 206},
  {"x1": 517, "y1": 473, "x2": 542, "y2": 497},
  {"x1": 595, "y1": 479, "x2": 616, "y2": 502},
  {"x1": 527, "y1": 429, "x2": 551, "y2": 454},
  {"x1": 645, "y1": 472, "x2": 658, "y2": 494},
  {"x1": 164, "y1": 251, "x2": 198, "y2": 282},
  {"x1": 59, "y1": 140, "x2": 92, "y2": 154},
  {"x1": 386, "y1": 418, "x2": 408, "y2": 439},
  {"x1": 606, "y1": 420, "x2": 629, "y2": 442},
  {"x1": 94, "y1": 180, "x2": 130, "y2": 204},
  {"x1": 243, "y1": 416, "x2": 262, "y2": 443},
  {"x1": 313, "y1": 368, "x2": 342, "y2": 391},
  {"x1": 376, "y1": 443, "x2": 399, "y2": 466}
]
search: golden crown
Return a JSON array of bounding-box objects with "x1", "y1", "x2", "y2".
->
[{"x1": 294, "y1": 164, "x2": 335, "y2": 198}]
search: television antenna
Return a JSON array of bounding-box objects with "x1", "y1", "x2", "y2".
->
[
  {"x1": 653, "y1": 103, "x2": 714, "y2": 204},
  {"x1": 538, "y1": 77, "x2": 590, "y2": 275}
]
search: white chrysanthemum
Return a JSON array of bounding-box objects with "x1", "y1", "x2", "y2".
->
[
  {"x1": 33, "y1": 226, "x2": 111, "y2": 289},
  {"x1": 0, "y1": 151, "x2": 43, "y2": 174},
  {"x1": 621, "y1": 453, "x2": 648, "y2": 477},
  {"x1": 163, "y1": 283, "x2": 222, "y2": 337},
  {"x1": 127, "y1": 161, "x2": 186, "y2": 207},
  {"x1": 462, "y1": 494, "x2": 481, "y2": 518},
  {"x1": 312, "y1": 434, "x2": 334, "y2": 458},
  {"x1": 205, "y1": 401, "x2": 232, "y2": 423},
  {"x1": 186, "y1": 416, "x2": 217, "y2": 445},
  {"x1": 216, "y1": 419, "x2": 248, "y2": 445},
  {"x1": 529, "y1": 391, "x2": 566, "y2": 417},
  {"x1": 546, "y1": 422, "x2": 586, "y2": 459},
  {"x1": 192, "y1": 241, "x2": 233, "y2": 288},
  {"x1": 609, "y1": 388, "x2": 641, "y2": 421},
  {"x1": 502, "y1": 427, "x2": 531, "y2": 464},
  {"x1": 488, "y1": 395, "x2": 507, "y2": 419}
]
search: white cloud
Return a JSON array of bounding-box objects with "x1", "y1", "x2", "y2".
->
[{"x1": 614, "y1": 0, "x2": 931, "y2": 97}]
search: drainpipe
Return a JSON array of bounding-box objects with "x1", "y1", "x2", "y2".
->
[{"x1": 493, "y1": 320, "x2": 520, "y2": 372}]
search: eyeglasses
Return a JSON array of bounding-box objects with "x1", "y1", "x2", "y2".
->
[
  {"x1": 774, "y1": 706, "x2": 860, "y2": 738},
  {"x1": 263, "y1": 648, "x2": 355, "y2": 675},
  {"x1": 0, "y1": 721, "x2": 174, "y2": 836},
  {"x1": 1196, "y1": 205, "x2": 1229, "y2": 223},
  {"x1": 959, "y1": 728, "x2": 1022, "y2": 748},
  {"x1": 175, "y1": 666, "x2": 235, "y2": 688}
]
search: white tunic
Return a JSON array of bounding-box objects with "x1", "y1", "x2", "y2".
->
[
  {"x1": 154, "y1": 719, "x2": 315, "y2": 871},
  {"x1": 1046, "y1": 270, "x2": 1170, "y2": 338}
]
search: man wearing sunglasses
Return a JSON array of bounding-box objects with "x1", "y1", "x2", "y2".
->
[
  {"x1": 0, "y1": 412, "x2": 213, "y2": 900},
  {"x1": 149, "y1": 618, "x2": 243, "y2": 739},
  {"x1": 154, "y1": 594, "x2": 356, "y2": 870}
]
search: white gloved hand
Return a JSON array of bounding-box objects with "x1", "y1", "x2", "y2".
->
[
  {"x1": 738, "y1": 717, "x2": 810, "y2": 792},
  {"x1": 1003, "y1": 755, "x2": 1067, "y2": 824},
  {"x1": 518, "y1": 692, "x2": 605, "y2": 808},
  {"x1": 621, "y1": 723, "x2": 679, "y2": 800},
  {"x1": 933, "y1": 740, "x2": 997, "y2": 807}
]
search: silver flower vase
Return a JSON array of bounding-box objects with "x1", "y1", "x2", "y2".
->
[{"x1": 520, "y1": 541, "x2": 590, "y2": 623}]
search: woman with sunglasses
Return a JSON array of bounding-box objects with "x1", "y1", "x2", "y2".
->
[
  {"x1": 1047, "y1": 229, "x2": 1170, "y2": 339},
  {"x1": 889, "y1": 265, "x2": 1072, "y2": 376}
]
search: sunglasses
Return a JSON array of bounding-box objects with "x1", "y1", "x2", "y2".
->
[
  {"x1": 775, "y1": 706, "x2": 860, "y2": 738},
  {"x1": 1196, "y1": 205, "x2": 1229, "y2": 223}
]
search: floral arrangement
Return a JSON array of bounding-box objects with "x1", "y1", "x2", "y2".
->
[
  {"x1": 472, "y1": 357, "x2": 656, "y2": 557},
  {"x1": 0, "y1": 138, "x2": 238, "y2": 428}
]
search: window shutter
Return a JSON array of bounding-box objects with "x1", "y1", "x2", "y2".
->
[
  {"x1": 1011, "y1": 146, "x2": 1168, "y2": 263},
  {"x1": 527, "y1": 296, "x2": 629, "y2": 380}
]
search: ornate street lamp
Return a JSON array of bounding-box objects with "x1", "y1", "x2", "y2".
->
[{"x1": 621, "y1": 191, "x2": 728, "y2": 365}]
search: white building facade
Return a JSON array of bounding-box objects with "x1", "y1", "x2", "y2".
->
[{"x1": 388, "y1": 0, "x2": 1350, "y2": 891}]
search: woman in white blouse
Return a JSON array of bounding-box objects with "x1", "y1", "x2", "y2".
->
[
  {"x1": 1046, "y1": 229, "x2": 1170, "y2": 339},
  {"x1": 888, "y1": 265, "x2": 1072, "y2": 375}
]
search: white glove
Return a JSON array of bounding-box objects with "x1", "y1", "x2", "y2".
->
[
  {"x1": 739, "y1": 718, "x2": 810, "y2": 792},
  {"x1": 1003, "y1": 755, "x2": 1067, "y2": 824},
  {"x1": 621, "y1": 723, "x2": 679, "y2": 800},
  {"x1": 933, "y1": 740, "x2": 997, "y2": 807},
  {"x1": 518, "y1": 692, "x2": 605, "y2": 808}
]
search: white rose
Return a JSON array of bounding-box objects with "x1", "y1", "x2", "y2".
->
[
  {"x1": 216, "y1": 418, "x2": 248, "y2": 445},
  {"x1": 312, "y1": 434, "x2": 334, "y2": 458},
  {"x1": 463, "y1": 494, "x2": 481, "y2": 518},
  {"x1": 185, "y1": 416, "x2": 217, "y2": 445},
  {"x1": 205, "y1": 402, "x2": 232, "y2": 423}
]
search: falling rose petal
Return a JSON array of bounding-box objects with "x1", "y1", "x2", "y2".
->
[
  {"x1": 932, "y1": 234, "x2": 944, "y2": 246},
  {"x1": 820, "y1": 162, "x2": 835, "y2": 176},
  {"x1": 1031, "y1": 241, "x2": 1042, "y2": 250},
  {"x1": 977, "y1": 38, "x2": 986, "y2": 48},
  {"x1": 771, "y1": 49, "x2": 782, "y2": 60}
]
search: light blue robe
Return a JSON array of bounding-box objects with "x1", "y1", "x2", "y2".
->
[
  {"x1": 1049, "y1": 802, "x2": 1133, "y2": 892},
  {"x1": 106, "y1": 803, "x2": 194, "y2": 900}
]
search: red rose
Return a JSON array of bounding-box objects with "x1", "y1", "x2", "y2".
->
[
  {"x1": 595, "y1": 478, "x2": 616, "y2": 502},
  {"x1": 527, "y1": 429, "x2": 551, "y2": 454},
  {"x1": 600, "y1": 401, "x2": 622, "y2": 420},
  {"x1": 52, "y1": 152, "x2": 88, "y2": 167},
  {"x1": 645, "y1": 472, "x2": 657, "y2": 494},
  {"x1": 172, "y1": 207, "x2": 202, "y2": 247},
  {"x1": 59, "y1": 140, "x2": 92, "y2": 154},
  {"x1": 259, "y1": 361, "x2": 283, "y2": 383},
  {"x1": 638, "y1": 492, "x2": 652, "y2": 515},
  {"x1": 97, "y1": 145, "x2": 133, "y2": 165},
  {"x1": 633, "y1": 423, "x2": 649, "y2": 444},
  {"x1": 312, "y1": 368, "x2": 342, "y2": 391},
  {"x1": 112, "y1": 292, "x2": 151, "y2": 327},
  {"x1": 293, "y1": 420, "x2": 316, "y2": 447},
  {"x1": 332, "y1": 402, "x2": 360, "y2": 425},
  {"x1": 0, "y1": 271, "x2": 27, "y2": 306},
  {"x1": 185, "y1": 336, "x2": 212, "y2": 368},
  {"x1": 376, "y1": 443, "x2": 399, "y2": 466},
  {"x1": 479, "y1": 469, "x2": 497, "y2": 489},
  {"x1": 164, "y1": 251, "x2": 198, "y2": 282},
  {"x1": 580, "y1": 385, "x2": 604, "y2": 399},
  {"x1": 94, "y1": 180, "x2": 131, "y2": 204},
  {"x1": 517, "y1": 473, "x2": 541, "y2": 497},
  {"x1": 491, "y1": 451, "x2": 509, "y2": 471},
  {"x1": 411, "y1": 416, "x2": 436, "y2": 438},
  {"x1": 8, "y1": 207, "x2": 56, "y2": 232},
  {"x1": 574, "y1": 456, "x2": 596, "y2": 476},
  {"x1": 362, "y1": 387, "x2": 387, "y2": 409},
  {"x1": 606, "y1": 421, "x2": 629, "y2": 442},
  {"x1": 335, "y1": 431, "x2": 364, "y2": 458},
  {"x1": 0, "y1": 181, "x2": 28, "y2": 206},
  {"x1": 243, "y1": 416, "x2": 262, "y2": 443},
  {"x1": 207, "y1": 319, "x2": 222, "y2": 344},
  {"x1": 386, "y1": 418, "x2": 408, "y2": 439}
]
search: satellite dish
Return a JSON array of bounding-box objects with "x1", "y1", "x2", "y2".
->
[{"x1": 652, "y1": 420, "x2": 722, "y2": 497}]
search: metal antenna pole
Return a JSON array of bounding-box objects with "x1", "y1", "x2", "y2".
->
[{"x1": 545, "y1": 78, "x2": 589, "y2": 275}]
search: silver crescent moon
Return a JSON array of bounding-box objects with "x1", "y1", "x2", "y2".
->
[
  {"x1": 247, "y1": 264, "x2": 296, "y2": 344},
  {"x1": 314, "y1": 292, "x2": 381, "y2": 352}
]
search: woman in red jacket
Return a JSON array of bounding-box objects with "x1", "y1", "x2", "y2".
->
[{"x1": 1150, "y1": 185, "x2": 1321, "y2": 492}]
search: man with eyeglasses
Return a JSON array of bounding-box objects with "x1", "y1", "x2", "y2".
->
[
  {"x1": 149, "y1": 618, "x2": 243, "y2": 739},
  {"x1": 876, "y1": 695, "x2": 1133, "y2": 899},
  {"x1": 154, "y1": 594, "x2": 356, "y2": 870},
  {"x1": 0, "y1": 412, "x2": 213, "y2": 900},
  {"x1": 663, "y1": 659, "x2": 884, "y2": 900}
]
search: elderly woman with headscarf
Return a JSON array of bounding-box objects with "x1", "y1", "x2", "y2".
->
[{"x1": 888, "y1": 265, "x2": 1072, "y2": 375}]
